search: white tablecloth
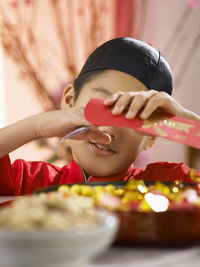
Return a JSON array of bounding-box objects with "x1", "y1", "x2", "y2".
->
[
  {"x1": 0, "y1": 197, "x2": 17, "y2": 204},
  {"x1": 89, "y1": 246, "x2": 200, "y2": 267}
]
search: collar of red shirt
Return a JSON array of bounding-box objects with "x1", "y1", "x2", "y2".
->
[{"x1": 66, "y1": 157, "x2": 135, "y2": 183}]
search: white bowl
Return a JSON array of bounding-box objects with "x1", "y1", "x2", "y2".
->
[{"x1": 0, "y1": 210, "x2": 118, "y2": 267}]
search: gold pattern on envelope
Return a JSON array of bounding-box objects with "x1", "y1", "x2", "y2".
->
[
  {"x1": 142, "y1": 114, "x2": 195, "y2": 137},
  {"x1": 175, "y1": 135, "x2": 187, "y2": 141}
]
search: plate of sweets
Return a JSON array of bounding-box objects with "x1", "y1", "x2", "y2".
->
[
  {"x1": 0, "y1": 193, "x2": 118, "y2": 267},
  {"x1": 36, "y1": 169, "x2": 200, "y2": 246}
]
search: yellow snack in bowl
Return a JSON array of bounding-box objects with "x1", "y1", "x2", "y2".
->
[{"x1": 80, "y1": 185, "x2": 94, "y2": 196}]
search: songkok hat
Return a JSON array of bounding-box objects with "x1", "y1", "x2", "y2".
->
[{"x1": 78, "y1": 37, "x2": 173, "y2": 95}]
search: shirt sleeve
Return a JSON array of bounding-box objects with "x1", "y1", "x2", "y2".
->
[
  {"x1": 133, "y1": 161, "x2": 200, "y2": 182},
  {"x1": 0, "y1": 155, "x2": 65, "y2": 196}
]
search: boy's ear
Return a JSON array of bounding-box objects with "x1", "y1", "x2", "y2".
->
[
  {"x1": 61, "y1": 84, "x2": 75, "y2": 109},
  {"x1": 143, "y1": 136, "x2": 157, "y2": 150}
]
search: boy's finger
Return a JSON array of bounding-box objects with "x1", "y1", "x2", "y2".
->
[
  {"x1": 104, "y1": 92, "x2": 124, "y2": 106},
  {"x1": 135, "y1": 130, "x2": 154, "y2": 137},
  {"x1": 60, "y1": 127, "x2": 90, "y2": 143},
  {"x1": 112, "y1": 93, "x2": 132, "y2": 115},
  {"x1": 69, "y1": 129, "x2": 111, "y2": 144},
  {"x1": 125, "y1": 94, "x2": 147, "y2": 119},
  {"x1": 125, "y1": 90, "x2": 157, "y2": 119},
  {"x1": 140, "y1": 94, "x2": 165, "y2": 119}
]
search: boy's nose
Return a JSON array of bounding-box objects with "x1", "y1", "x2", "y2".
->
[{"x1": 97, "y1": 126, "x2": 120, "y2": 140}]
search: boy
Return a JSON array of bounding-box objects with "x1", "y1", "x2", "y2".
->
[{"x1": 0, "y1": 37, "x2": 200, "y2": 195}]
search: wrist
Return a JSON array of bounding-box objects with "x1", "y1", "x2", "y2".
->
[
  {"x1": 19, "y1": 115, "x2": 40, "y2": 141},
  {"x1": 29, "y1": 114, "x2": 43, "y2": 139}
]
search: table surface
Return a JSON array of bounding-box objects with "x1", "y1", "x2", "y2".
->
[{"x1": 88, "y1": 246, "x2": 200, "y2": 267}]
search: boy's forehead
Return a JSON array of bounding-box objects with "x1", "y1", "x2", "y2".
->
[
  {"x1": 75, "y1": 70, "x2": 148, "y2": 105},
  {"x1": 92, "y1": 87, "x2": 112, "y2": 96},
  {"x1": 83, "y1": 70, "x2": 148, "y2": 94}
]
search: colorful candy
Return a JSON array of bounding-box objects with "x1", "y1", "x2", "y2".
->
[{"x1": 57, "y1": 179, "x2": 200, "y2": 213}]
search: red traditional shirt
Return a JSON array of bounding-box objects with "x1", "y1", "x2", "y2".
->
[{"x1": 0, "y1": 154, "x2": 198, "y2": 196}]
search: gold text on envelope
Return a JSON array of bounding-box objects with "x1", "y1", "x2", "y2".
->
[{"x1": 142, "y1": 114, "x2": 195, "y2": 137}]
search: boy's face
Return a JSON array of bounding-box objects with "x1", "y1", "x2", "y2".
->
[{"x1": 66, "y1": 70, "x2": 150, "y2": 177}]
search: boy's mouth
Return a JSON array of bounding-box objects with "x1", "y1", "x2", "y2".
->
[{"x1": 89, "y1": 142, "x2": 116, "y2": 156}]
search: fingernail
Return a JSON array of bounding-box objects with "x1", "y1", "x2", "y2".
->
[
  {"x1": 105, "y1": 97, "x2": 114, "y2": 104},
  {"x1": 104, "y1": 99, "x2": 110, "y2": 104},
  {"x1": 112, "y1": 106, "x2": 123, "y2": 114},
  {"x1": 101, "y1": 133, "x2": 111, "y2": 144},
  {"x1": 126, "y1": 111, "x2": 135, "y2": 119},
  {"x1": 140, "y1": 112, "x2": 147, "y2": 119},
  {"x1": 105, "y1": 136, "x2": 111, "y2": 144}
]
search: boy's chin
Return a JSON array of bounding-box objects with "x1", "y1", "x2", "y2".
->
[
  {"x1": 72, "y1": 148, "x2": 133, "y2": 177},
  {"x1": 82, "y1": 162, "x2": 124, "y2": 177}
]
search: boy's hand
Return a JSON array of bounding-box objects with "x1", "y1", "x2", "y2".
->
[
  {"x1": 0, "y1": 106, "x2": 111, "y2": 158},
  {"x1": 104, "y1": 90, "x2": 185, "y2": 120},
  {"x1": 34, "y1": 107, "x2": 111, "y2": 144}
]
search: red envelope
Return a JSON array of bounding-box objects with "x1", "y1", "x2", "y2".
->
[{"x1": 84, "y1": 98, "x2": 200, "y2": 149}]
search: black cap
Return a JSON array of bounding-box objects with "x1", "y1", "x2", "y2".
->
[{"x1": 78, "y1": 37, "x2": 173, "y2": 95}]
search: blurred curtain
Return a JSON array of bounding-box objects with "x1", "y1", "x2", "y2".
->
[
  {"x1": 0, "y1": 0, "x2": 137, "y2": 110},
  {"x1": 115, "y1": 0, "x2": 136, "y2": 38}
]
